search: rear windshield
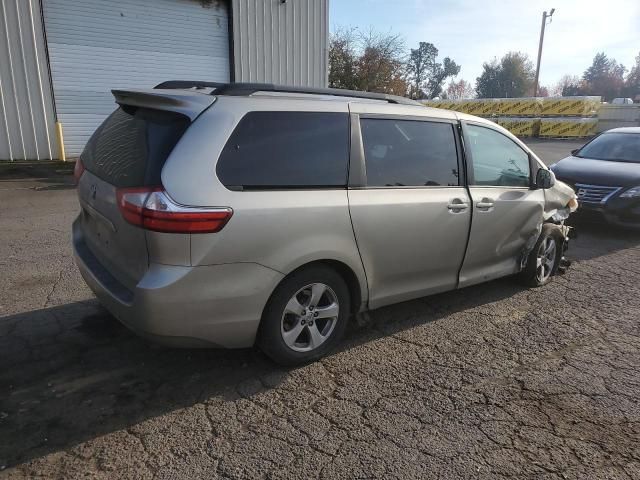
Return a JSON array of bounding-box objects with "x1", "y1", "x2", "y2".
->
[
  {"x1": 576, "y1": 132, "x2": 640, "y2": 163},
  {"x1": 216, "y1": 111, "x2": 350, "y2": 189},
  {"x1": 81, "y1": 107, "x2": 190, "y2": 187}
]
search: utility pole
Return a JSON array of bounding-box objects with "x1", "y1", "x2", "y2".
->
[{"x1": 533, "y1": 8, "x2": 555, "y2": 97}]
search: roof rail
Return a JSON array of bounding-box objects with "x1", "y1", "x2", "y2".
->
[{"x1": 154, "y1": 81, "x2": 421, "y2": 106}]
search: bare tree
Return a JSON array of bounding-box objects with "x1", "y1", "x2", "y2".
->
[
  {"x1": 328, "y1": 26, "x2": 462, "y2": 98},
  {"x1": 537, "y1": 85, "x2": 550, "y2": 97},
  {"x1": 550, "y1": 75, "x2": 581, "y2": 97},
  {"x1": 329, "y1": 26, "x2": 407, "y2": 95},
  {"x1": 445, "y1": 79, "x2": 475, "y2": 99},
  {"x1": 328, "y1": 28, "x2": 359, "y2": 90},
  {"x1": 356, "y1": 28, "x2": 407, "y2": 95}
]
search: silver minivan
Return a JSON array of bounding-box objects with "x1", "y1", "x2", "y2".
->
[{"x1": 72, "y1": 82, "x2": 577, "y2": 365}]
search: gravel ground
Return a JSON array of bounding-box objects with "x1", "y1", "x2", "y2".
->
[{"x1": 1, "y1": 140, "x2": 639, "y2": 479}]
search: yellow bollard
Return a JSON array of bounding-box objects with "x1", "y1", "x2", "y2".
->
[{"x1": 55, "y1": 122, "x2": 66, "y2": 162}]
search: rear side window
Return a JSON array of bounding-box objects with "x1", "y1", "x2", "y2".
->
[
  {"x1": 217, "y1": 111, "x2": 349, "y2": 189},
  {"x1": 81, "y1": 107, "x2": 189, "y2": 188},
  {"x1": 360, "y1": 118, "x2": 460, "y2": 187}
]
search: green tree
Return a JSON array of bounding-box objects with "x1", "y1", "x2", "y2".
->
[
  {"x1": 499, "y1": 52, "x2": 535, "y2": 97},
  {"x1": 406, "y1": 42, "x2": 460, "y2": 99},
  {"x1": 406, "y1": 42, "x2": 436, "y2": 98},
  {"x1": 328, "y1": 28, "x2": 358, "y2": 90},
  {"x1": 475, "y1": 52, "x2": 534, "y2": 98},
  {"x1": 475, "y1": 59, "x2": 502, "y2": 98},
  {"x1": 622, "y1": 52, "x2": 640, "y2": 100},
  {"x1": 582, "y1": 52, "x2": 626, "y2": 100}
]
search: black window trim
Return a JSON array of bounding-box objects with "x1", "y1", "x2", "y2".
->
[
  {"x1": 216, "y1": 110, "x2": 352, "y2": 192},
  {"x1": 460, "y1": 120, "x2": 534, "y2": 189},
  {"x1": 349, "y1": 113, "x2": 466, "y2": 190}
]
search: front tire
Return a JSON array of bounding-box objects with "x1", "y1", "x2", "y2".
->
[
  {"x1": 520, "y1": 224, "x2": 563, "y2": 287},
  {"x1": 258, "y1": 265, "x2": 350, "y2": 366}
]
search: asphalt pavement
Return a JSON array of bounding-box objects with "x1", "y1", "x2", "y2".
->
[
  {"x1": 525, "y1": 138, "x2": 587, "y2": 165},
  {"x1": 1, "y1": 140, "x2": 639, "y2": 479}
]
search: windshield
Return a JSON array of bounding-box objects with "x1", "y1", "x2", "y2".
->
[{"x1": 576, "y1": 133, "x2": 640, "y2": 163}]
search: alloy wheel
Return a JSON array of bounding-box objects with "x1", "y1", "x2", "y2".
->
[
  {"x1": 536, "y1": 236, "x2": 557, "y2": 283},
  {"x1": 280, "y1": 283, "x2": 339, "y2": 352}
]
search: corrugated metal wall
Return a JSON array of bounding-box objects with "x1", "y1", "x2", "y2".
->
[
  {"x1": 1, "y1": 0, "x2": 329, "y2": 161},
  {"x1": 42, "y1": 0, "x2": 231, "y2": 157},
  {"x1": 232, "y1": 0, "x2": 328, "y2": 87},
  {"x1": 0, "y1": 0, "x2": 57, "y2": 161}
]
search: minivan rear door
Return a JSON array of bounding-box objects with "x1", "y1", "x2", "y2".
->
[
  {"x1": 348, "y1": 109, "x2": 471, "y2": 309},
  {"x1": 76, "y1": 89, "x2": 215, "y2": 290}
]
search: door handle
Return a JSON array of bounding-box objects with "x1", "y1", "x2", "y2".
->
[
  {"x1": 447, "y1": 199, "x2": 469, "y2": 212},
  {"x1": 476, "y1": 198, "x2": 495, "y2": 211}
]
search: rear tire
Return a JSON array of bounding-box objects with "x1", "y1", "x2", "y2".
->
[
  {"x1": 258, "y1": 265, "x2": 350, "y2": 366},
  {"x1": 520, "y1": 224, "x2": 563, "y2": 287}
]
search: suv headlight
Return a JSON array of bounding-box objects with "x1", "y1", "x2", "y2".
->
[{"x1": 620, "y1": 186, "x2": 640, "y2": 198}]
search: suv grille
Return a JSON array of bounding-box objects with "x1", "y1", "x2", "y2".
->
[{"x1": 575, "y1": 184, "x2": 622, "y2": 204}]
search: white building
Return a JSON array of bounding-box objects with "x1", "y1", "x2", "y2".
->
[{"x1": 0, "y1": 0, "x2": 329, "y2": 160}]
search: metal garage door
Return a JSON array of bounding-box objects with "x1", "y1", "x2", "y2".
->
[{"x1": 42, "y1": 0, "x2": 230, "y2": 157}]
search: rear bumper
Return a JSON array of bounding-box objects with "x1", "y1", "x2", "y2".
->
[{"x1": 73, "y1": 219, "x2": 284, "y2": 348}]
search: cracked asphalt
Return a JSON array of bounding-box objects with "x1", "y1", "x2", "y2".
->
[{"x1": 1, "y1": 142, "x2": 640, "y2": 479}]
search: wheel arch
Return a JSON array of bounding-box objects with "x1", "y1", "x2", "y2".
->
[{"x1": 263, "y1": 259, "x2": 366, "y2": 319}]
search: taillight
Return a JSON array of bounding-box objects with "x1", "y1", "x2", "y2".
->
[
  {"x1": 73, "y1": 158, "x2": 85, "y2": 184},
  {"x1": 116, "y1": 186, "x2": 232, "y2": 234}
]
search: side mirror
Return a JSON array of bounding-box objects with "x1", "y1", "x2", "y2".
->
[
  {"x1": 571, "y1": 149, "x2": 579, "y2": 156},
  {"x1": 536, "y1": 168, "x2": 555, "y2": 189}
]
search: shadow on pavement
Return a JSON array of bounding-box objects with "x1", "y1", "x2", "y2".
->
[
  {"x1": 0, "y1": 278, "x2": 522, "y2": 467},
  {"x1": 568, "y1": 215, "x2": 640, "y2": 262},
  {"x1": 1, "y1": 219, "x2": 638, "y2": 467},
  {"x1": 0, "y1": 300, "x2": 268, "y2": 467}
]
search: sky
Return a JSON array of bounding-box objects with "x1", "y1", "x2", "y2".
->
[{"x1": 330, "y1": 0, "x2": 640, "y2": 89}]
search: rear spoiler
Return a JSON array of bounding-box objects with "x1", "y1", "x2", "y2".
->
[
  {"x1": 111, "y1": 89, "x2": 216, "y2": 121},
  {"x1": 154, "y1": 80, "x2": 224, "y2": 90}
]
